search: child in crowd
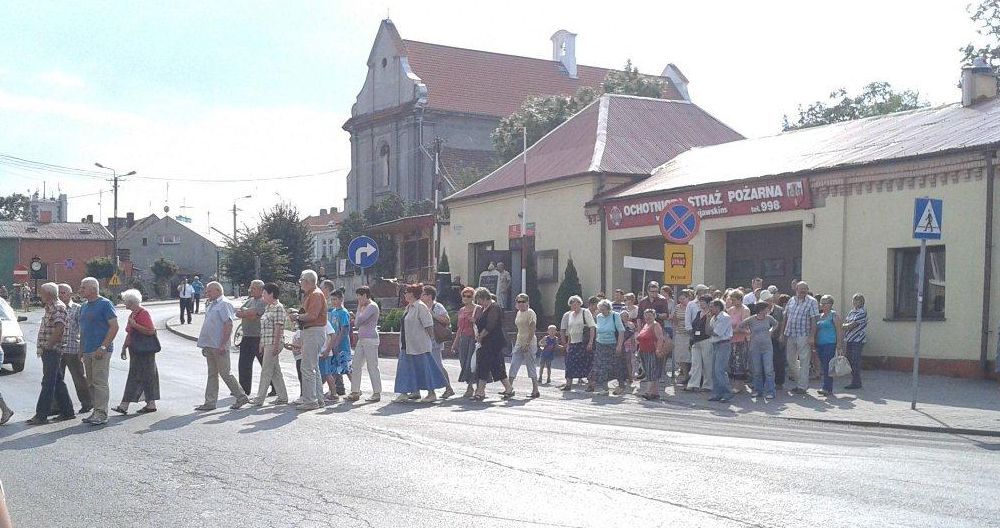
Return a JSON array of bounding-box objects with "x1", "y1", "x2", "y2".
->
[
  {"x1": 284, "y1": 328, "x2": 304, "y2": 403},
  {"x1": 537, "y1": 325, "x2": 560, "y2": 384}
]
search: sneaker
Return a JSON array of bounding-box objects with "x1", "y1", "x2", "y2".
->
[
  {"x1": 250, "y1": 398, "x2": 265, "y2": 407},
  {"x1": 844, "y1": 384, "x2": 862, "y2": 390},
  {"x1": 441, "y1": 387, "x2": 455, "y2": 399},
  {"x1": 611, "y1": 387, "x2": 624, "y2": 396},
  {"x1": 707, "y1": 396, "x2": 722, "y2": 402},
  {"x1": 790, "y1": 387, "x2": 807, "y2": 395},
  {"x1": 325, "y1": 393, "x2": 340, "y2": 402},
  {"x1": 407, "y1": 393, "x2": 421, "y2": 400},
  {"x1": 296, "y1": 402, "x2": 320, "y2": 411},
  {"x1": 78, "y1": 406, "x2": 93, "y2": 415},
  {"x1": 194, "y1": 404, "x2": 217, "y2": 411},
  {"x1": 291, "y1": 398, "x2": 305, "y2": 405},
  {"x1": 345, "y1": 393, "x2": 361, "y2": 402},
  {"x1": 25, "y1": 416, "x2": 49, "y2": 426},
  {"x1": 765, "y1": 393, "x2": 776, "y2": 400},
  {"x1": 272, "y1": 399, "x2": 289, "y2": 405},
  {"x1": 0, "y1": 408, "x2": 13, "y2": 425},
  {"x1": 419, "y1": 392, "x2": 437, "y2": 403},
  {"x1": 392, "y1": 393, "x2": 409, "y2": 403},
  {"x1": 52, "y1": 414, "x2": 76, "y2": 422},
  {"x1": 365, "y1": 394, "x2": 381, "y2": 403},
  {"x1": 88, "y1": 414, "x2": 108, "y2": 425},
  {"x1": 230, "y1": 396, "x2": 250, "y2": 410}
]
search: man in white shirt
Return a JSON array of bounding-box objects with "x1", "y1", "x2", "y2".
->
[
  {"x1": 177, "y1": 278, "x2": 194, "y2": 324},
  {"x1": 684, "y1": 285, "x2": 709, "y2": 333},
  {"x1": 743, "y1": 277, "x2": 764, "y2": 307},
  {"x1": 707, "y1": 299, "x2": 733, "y2": 402}
]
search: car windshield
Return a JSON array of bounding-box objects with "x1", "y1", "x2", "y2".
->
[{"x1": 0, "y1": 299, "x2": 13, "y2": 321}]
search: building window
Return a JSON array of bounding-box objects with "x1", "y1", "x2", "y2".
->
[
  {"x1": 891, "y1": 245, "x2": 946, "y2": 319},
  {"x1": 536, "y1": 250, "x2": 559, "y2": 283},
  {"x1": 157, "y1": 234, "x2": 180, "y2": 245},
  {"x1": 403, "y1": 238, "x2": 429, "y2": 272},
  {"x1": 142, "y1": 237, "x2": 148, "y2": 247},
  {"x1": 379, "y1": 143, "x2": 391, "y2": 187}
]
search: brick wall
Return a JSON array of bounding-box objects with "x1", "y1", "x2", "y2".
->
[{"x1": 17, "y1": 239, "x2": 115, "y2": 289}]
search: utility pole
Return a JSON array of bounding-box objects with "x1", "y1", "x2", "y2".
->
[
  {"x1": 95, "y1": 163, "x2": 136, "y2": 269},
  {"x1": 232, "y1": 202, "x2": 237, "y2": 243},
  {"x1": 521, "y1": 127, "x2": 528, "y2": 295},
  {"x1": 432, "y1": 137, "x2": 443, "y2": 275}
]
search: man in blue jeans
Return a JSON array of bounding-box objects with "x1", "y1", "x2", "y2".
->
[
  {"x1": 707, "y1": 299, "x2": 733, "y2": 402},
  {"x1": 26, "y1": 282, "x2": 75, "y2": 425},
  {"x1": 191, "y1": 275, "x2": 205, "y2": 314}
]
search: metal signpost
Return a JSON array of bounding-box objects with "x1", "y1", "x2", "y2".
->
[
  {"x1": 910, "y1": 197, "x2": 942, "y2": 410},
  {"x1": 658, "y1": 202, "x2": 700, "y2": 381}
]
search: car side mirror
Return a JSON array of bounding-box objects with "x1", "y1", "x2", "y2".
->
[{"x1": 17, "y1": 316, "x2": 27, "y2": 322}]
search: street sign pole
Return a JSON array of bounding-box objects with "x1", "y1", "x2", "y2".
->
[{"x1": 911, "y1": 238, "x2": 926, "y2": 410}]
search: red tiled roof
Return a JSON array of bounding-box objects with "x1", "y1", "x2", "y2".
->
[
  {"x1": 303, "y1": 211, "x2": 344, "y2": 233},
  {"x1": 445, "y1": 95, "x2": 743, "y2": 202},
  {"x1": 402, "y1": 40, "x2": 681, "y2": 118}
]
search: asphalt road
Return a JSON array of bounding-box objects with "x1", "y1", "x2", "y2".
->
[{"x1": 1, "y1": 302, "x2": 998, "y2": 527}]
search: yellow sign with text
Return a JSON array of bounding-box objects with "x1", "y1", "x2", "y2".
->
[{"x1": 663, "y1": 244, "x2": 693, "y2": 285}]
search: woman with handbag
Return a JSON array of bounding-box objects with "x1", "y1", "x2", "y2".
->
[
  {"x1": 472, "y1": 287, "x2": 514, "y2": 401},
  {"x1": 421, "y1": 285, "x2": 455, "y2": 399},
  {"x1": 815, "y1": 295, "x2": 845, "y2": 397},
  {"x1": 392, "y1": 284, "x2": 447, "y2": 403},
  {"x1": 558, "y1": 296, "x2": 596, "y2": 392},
  {"x1": 451, "y1": 287, "x2": 480, "y2": 398},
  {"x1": 637, "y1": 309, "x2": 671, "y2": 400},
  {"x1": 112, "y1": 289, "x2": 160, "y2": 415}
]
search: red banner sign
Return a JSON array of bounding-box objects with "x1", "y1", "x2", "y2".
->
[{"x1": 605, "y1": 178, "x2": 812, "y2": 230}]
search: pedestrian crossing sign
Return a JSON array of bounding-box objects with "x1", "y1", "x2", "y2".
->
[
  {"x1": 109, "y1": 273, "x2": 121, "y2": 287},
  {"x1": 913, "y1": 198, "x2": 942, "y2": 240}
]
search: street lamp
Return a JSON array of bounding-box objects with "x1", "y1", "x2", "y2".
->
[
  {"x1": 232, "y1": 194, "x2": 252, "y2": 242},
  {"x1": 95, "y1": 162, "x2": 137, "y2": 270}
]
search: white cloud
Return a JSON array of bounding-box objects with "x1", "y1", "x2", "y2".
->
[
  {"x1": 0, "y1": 89, "x2": 148, "y2": 129},
  {"x1": 37, "y1": 70, "x2": 87, "y2": 89}
]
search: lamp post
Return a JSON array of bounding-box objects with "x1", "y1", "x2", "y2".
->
[
  {"x1": 232, "y1": 194, "x2": 252, "y2": 242},
  {"x1": 94, "y1": 162, "x2": 136, "y2": 269}
]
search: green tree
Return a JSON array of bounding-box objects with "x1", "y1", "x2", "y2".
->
[
  {"x1": 525, "y1": 254, "x2": 544, "y2": 316},
  {"x1": 223, "y1": 228, "x2": 290, "y2": 288},
  {"x1": 0, "y1": 193, "x2": 30, "y2": 221},
  {"x1": 337, "y1": 211, "x2": 367, "y2": 260},
  {"x1": 782, "y1": 82, "x2": 928, "y2": 131},
  {"x1": 259, "y1": 202, "x2": 312, "y2": 281},
  {"x1": 150, "y1": 257, "x2": 178, "y2": 298},
  {"x1": 438, "y1": 249, "x2": 450, "y2": 273},
  {"x1": 492, "y1": 86, "x2": 599, "y2": 163},
  {"x1": 85, "y1": 256, "x2": 115, "y2": 280},
  {"x1": 405, "y1": 199, "x2": 435, "y2": 216},
  {"x1": 602, "y1": 59, "x2": 669, "y2": 98},
  {"x1": 962, "y1": 0, "x2": 1000, "y2": 64},
  {"x1": 553, "y1": 257, "x2": 582, "y2": 318},
  {"x1": 363, "y1": 193, "x2": 405, "y2": 225}
]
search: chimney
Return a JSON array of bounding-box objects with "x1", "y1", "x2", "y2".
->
[
  {"x1": 661, "y1": 63, "x2": 691, "y2": 101},
  {"x1": 86, "y1": 214, "x2": 93, "y2": 223},
  {"x1": 126, "y1": 212, "x2": 135, "y2": 226},
  {"x1": 320, "y1": 208, "x2": 328, "y2": 216},
  {"x1": 962, "y1": 56, "x2": 998, "y2": 107},
  {"x1": 550, "y1": 30, "x2": 577, "y2": 79},
  {"x1": 331, "y1": 206, "x2": 338, "y2": 213}
]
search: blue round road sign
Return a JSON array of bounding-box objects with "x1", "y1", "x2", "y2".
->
[
  {"x1": 658, "y1": 202, "x2": 700, "y2": 244},
  {"x1": 348, "y1": 236, "x2": 379, "y2": 268}
]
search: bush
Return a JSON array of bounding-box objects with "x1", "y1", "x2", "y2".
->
[
  {"x1": 380, "y1": 308, "x2": 404, "y2": 332},
  {"x1": 554, "y1": 258, "x2": 582, "y2": 317}
]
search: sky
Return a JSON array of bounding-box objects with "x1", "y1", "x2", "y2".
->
[{"x1": 0, "y1": 0, "x2": 985, "y2": 240}]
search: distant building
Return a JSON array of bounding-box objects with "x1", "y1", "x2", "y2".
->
[
  {"x1": 343, "y1": 19, "x2": 689, "y2": 214},
  {"x1": 303, "y1": 208, "x2": 344, "y2": 277},
  {"x1": 29, "y1": 192, "x2": 68, "y2": 223},
  {"x1": 0, "y1": 221, "x2": 113, "y2": 289},
  {"x1": 117, "y1": 214, "x2": 221, "y2": 296}
]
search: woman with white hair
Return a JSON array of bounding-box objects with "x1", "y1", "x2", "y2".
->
[
  {"x1": 559, "y1": 295, "x2": 596, "y2": 392},
  {"x1": 112, "y1": 289, "x2": 160, "y2": 414},
  {"x1": 592, "y1": 299, "x2": 625, "y2": 395}
]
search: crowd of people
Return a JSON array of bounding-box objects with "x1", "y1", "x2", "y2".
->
[{"x1": 0, "y1": 270, "x2": 870, "y2": 427}]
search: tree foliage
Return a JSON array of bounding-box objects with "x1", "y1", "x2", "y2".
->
[
  {"x1": 337, "y1": 194, "x2": 409, "y2": 279},
  {"x1": 525, "y1": 253, "x2": 544, "y2": 316},
  {"x1": 962, "y1": 0, "x2": 1000, "y2": 65},
  {"x1": 0, "y1": 193, "x2": 30, "y2": 221},
  {"x1": 553, "y1": 258, "x2": 582, "y2": 318},
  {"x1": 492, "y1": 86, "x2": 599, "y2": 163},
  {"x1": 438, "y1": 249, "x2": 450, "y2": 273},
  {"x1": 602, "y1": 59, "x2": 669, "y2": 98},
  {"x1": 85, "y1": 257, "x2": 115, "y2": 280},
  {"x1": 222, "y1": 228, "x2": 290, "y2": 288},
  {"x1": 259, "y1": 202, "x2": 312, "y2": 281},
  {"x1": 363, "y1": 193, "x2": 406, "y2": 225},
  {"x1": 150, "y1": 257, "x2": 178, "y2": 298},
  {"x1": 782, "y1": 82, "x2": 928, "y2": 131}
]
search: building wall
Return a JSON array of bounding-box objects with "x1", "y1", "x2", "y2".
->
[
  {"x1": 16, "y1": 239, "x2": 114, "y2": 288},
  {"x1": 605, "y1": 151, "x2": 998, "y2": 377},
  {"x1": 119, "y1": 217, "x2": 219, "y2": 291},
  {"x1": 0, "y1": 239, "x2": 18, "y2": 288},
  {"x1": 444, "y1": 176, "x2": 602, "y2": 316}
]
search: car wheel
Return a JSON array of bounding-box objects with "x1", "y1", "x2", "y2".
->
[{"x1": 10, "y1": 360, "x2": 24, "y2": 373}]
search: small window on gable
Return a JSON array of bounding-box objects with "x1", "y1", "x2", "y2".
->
[
  {"x1": 381, "y1": 57, "x2": 388, "y2": 68},
  {"x1": 142, "y1": 237, "x2": 148, "y2": 246}
]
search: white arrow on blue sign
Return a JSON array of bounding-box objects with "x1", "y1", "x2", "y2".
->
[
  {"x1": 912, "y1": 198, "x2": 943, "y2": 240},
  {"x1": 348, "y1": 236, "x2": 379, "y2": 268}
]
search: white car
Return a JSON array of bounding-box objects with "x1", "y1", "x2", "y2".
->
[{"x1": 0, "y1": 298, "x2": 28, "y2": 373}]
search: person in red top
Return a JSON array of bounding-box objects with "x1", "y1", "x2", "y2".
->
[
  {"x1": 112, "y1": 289, "x2": 160, "y2": 414},
  {"x1": 451, "y1": 287, "x2": 481, "y2": 398},
  {"x1": 636, "y1": 309, "x2": 671, "y2": 400}
]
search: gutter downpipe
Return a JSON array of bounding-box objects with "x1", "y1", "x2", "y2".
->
[
  {"x1": 600, "y1": 205, "x2": 607, "y2": 293},
  {"x1": 982, "y1": 149, "x2": 996, "y2": 375}
]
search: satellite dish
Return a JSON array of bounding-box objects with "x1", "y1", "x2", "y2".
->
[{"x1": 163, "y1": 205, "x2": 170, "y2": 213}]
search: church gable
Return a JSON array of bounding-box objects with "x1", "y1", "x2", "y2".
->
[{"x1": 350, "y1": 20, "x2": 427, "y2": 119}]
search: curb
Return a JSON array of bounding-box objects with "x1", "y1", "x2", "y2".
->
[
  {"x1": 657, "y1": 386, "x2": 1000, "y2": 437},
  {"x1": 165, "y1": 317, "x2": 198, "y2": 342}
]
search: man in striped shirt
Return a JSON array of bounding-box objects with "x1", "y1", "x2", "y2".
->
[
  {"x1": 842, "y1": 293, "x2": 868, "y2": 390},
  {"x1": 782, "y1": 281, "x2": 819, "y2": 394}
]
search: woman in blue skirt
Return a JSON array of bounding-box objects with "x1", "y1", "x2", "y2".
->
[{"x1": 393, "y1": 284, "x2": 447, "y2": 403}]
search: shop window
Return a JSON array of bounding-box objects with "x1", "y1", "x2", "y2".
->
[
  {"x1": 536, "y1": 250, "x2": 559, "y2": 283},
  {"x1": 891, "y1": 245, "x2": 945, "y2": 319}
]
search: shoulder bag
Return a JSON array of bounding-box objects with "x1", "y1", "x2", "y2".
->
[{"x1": 130, "y1": 310, "x2": 161, "y2": 354}]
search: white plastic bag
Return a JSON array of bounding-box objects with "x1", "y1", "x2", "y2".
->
[
  {"x1": 469, "y1": 343, "x2": 480, "y2": 372},
  {"x1": 829, "y1": 355, "x2": 852, "y2": 377}
]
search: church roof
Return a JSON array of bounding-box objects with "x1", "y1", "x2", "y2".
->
[
  {"x1": 401, "y1": 38, "x2": 682, "y2": 118},
  {"x1": 445, "y1": 94, "x2": 743, "y2": 202}
]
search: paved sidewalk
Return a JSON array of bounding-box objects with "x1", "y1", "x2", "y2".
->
[{"x1": 165, "y1": 310, "x2": 1000, "y2": 436}]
